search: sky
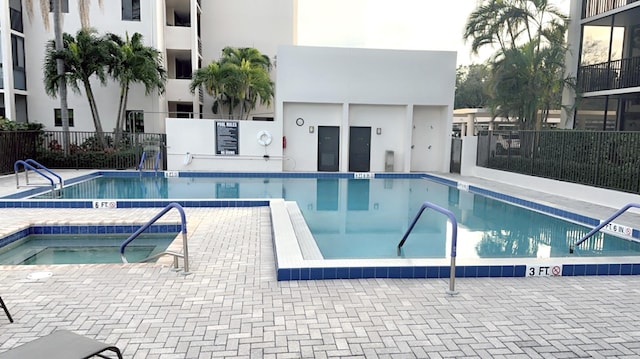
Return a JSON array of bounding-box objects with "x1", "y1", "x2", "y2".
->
[{"x1": 296, "y1": 0, "x2": 571, "y2": 66}]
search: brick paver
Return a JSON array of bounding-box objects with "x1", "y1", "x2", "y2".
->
[{"x1": 1, "y1": 171, "x2": 640, "y2": 358}]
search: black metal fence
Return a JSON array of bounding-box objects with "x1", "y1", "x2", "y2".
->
[
  {"x1": 477, "y1": 130, "x2": 640, "y2": 194},
  {"x1": 1, "y1": 130, "x2": 166, "y2": 175},
  {"x1": 578, "y1": 57, "x2": 640, "y2": 93}
]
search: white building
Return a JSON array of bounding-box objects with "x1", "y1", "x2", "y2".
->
[
  {"x1": 166, "y1": 46, "x2": 456, "y2": 173},
  {"x1": 0, "y1": 0, "x2": 295, "y2": 132},
  {"x1": 2, "y1": 1, "x2": 456, "y2": 173}
]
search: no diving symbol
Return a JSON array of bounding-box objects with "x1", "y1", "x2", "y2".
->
[{"x1": 552, "y1": 266, "x2": 561, "y2": 276}]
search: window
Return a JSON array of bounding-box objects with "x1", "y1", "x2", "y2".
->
[
  {"x1": 125, "y1": 110, "x2": 144, "y2": 133},
  {"x1": 11, "y1": 35, "x2": 26, "y2": 90},
  {"x1": 54, "y1": 108, "x2": 74, "y2": 127},
  {"x1": 175, "y1": 58, "x2": 192, "y2": 79},
  {"x1": 49, "y1": 0, "x2": 69, "y2": 13},
  {"x1": 122, "y1": 0, "x2": 140, "y2": 21},
  {"x1": 10, "y1": 0, "x2": 23, "y2": 32}
]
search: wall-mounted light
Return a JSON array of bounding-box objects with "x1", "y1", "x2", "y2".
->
[
  {"x1": 376, "y1": 128, "x2": 382, "y2": 135},
  {"x1": 309, "y1": 126, "x2": 315, "y2": 133}
]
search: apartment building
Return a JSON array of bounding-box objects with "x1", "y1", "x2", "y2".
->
[
  {"x1": 0, "y1": 0, "x2": 295, "y2": 133},
  {"x1": 565, "y1": 0, "x2": 640, "y2": 130}
]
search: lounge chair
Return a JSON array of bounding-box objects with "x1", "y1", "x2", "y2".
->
[
  {"x1": 0, "y1": 296, "x2": 12, "y2": 323},
  {"x1": 0, "y1": 330, "x2": 123, "y2": 359}
]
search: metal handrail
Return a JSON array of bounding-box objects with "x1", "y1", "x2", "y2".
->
[
  {"x1": 570, "y1": 203, "x2": 640, "y2": 253},
  {"x1": 120, "y1": 202, "x2": 190, "y2": 274},
  {"x1": 14, "y1": 160, "x2": 55, "y2": 189},
  {"x1": 137, "y1": 151, "x2": 147, "y2": 172},
  {"x1": 24, "y1": 159, "x2": 63, "y2": 189},
  {"x1": 153, "y1": 151, "x2": 161, "y2": 174},
  {"x1": 397, "y1": 201, "x2": 459, "y2": 295}
]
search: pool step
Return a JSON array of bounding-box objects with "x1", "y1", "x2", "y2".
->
[{"x1": 285, "y1": 201, "x2": 323, "y2": 260}]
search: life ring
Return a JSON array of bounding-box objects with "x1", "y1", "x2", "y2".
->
[{"x1": 257, "y1": 130, "x2": 273, "y2": 146}]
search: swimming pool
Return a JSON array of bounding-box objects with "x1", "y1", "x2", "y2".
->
[{"x1": 3, "y1": 171, "x2": 640, "y2": 279}]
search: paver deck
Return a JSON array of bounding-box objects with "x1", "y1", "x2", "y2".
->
[{"x1": 1, "y1": 170, "x2": 640, "y2": 358}]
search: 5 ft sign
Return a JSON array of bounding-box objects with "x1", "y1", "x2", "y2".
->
[{"x1": 527, "y1": 265, "x2": 562, "y2": 277}]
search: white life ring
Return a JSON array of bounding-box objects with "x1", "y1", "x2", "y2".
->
[{"x1": 257, "y1": 130, "x2": 273, "y2": 146}]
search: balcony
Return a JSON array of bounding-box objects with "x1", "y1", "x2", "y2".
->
[
  {"x1": 165, "y1": 78, "x2": 193, "y2": 103},
  {"x1": 583, "y1": 0, "x2": 640, "y2": 18},
  {"x1": 165, "y1": 25, "x2": 192, "y2": 51},
  {"x1": 578, "y1": 57, "x2": 640, "y2": 93}
]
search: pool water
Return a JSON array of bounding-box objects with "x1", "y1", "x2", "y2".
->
[
  {"x1": 0, "y1": 233, "x2": 176, "y2": 265},
  {"x1": 32, "y1": 175, "x2": 640, "y2": 260}
]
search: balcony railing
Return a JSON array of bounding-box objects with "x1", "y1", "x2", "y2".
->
[
  {"x1": 583, "y1": 0, "x2": 640, "y2": 18},
  {"x1": 578, "y1": 57, "x2": 640, "y2": 93}
]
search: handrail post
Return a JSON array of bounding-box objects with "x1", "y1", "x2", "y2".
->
[
  {"x1": 138, "y1": 151, "x2": 147, "y2": 173},
  {"x1": 13, "y1": 160, "x2": 56, "y2": 190},
  {"x1": 570, "y1": 202, "x2": 640, "y2": 253},
  {"x1": 398, "y1": 201, "x2": 458, "y2": 295},
  {"x1": 120, "y1": 202, "x2": 190, "y2": 275}
]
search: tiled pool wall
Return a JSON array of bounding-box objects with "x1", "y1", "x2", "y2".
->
[
  {"x1": 3, "y1": 170, "x2": 640, "y2": 279},
  {"x1": 275, "y1": 262, "x2": 640, "y2": 281},
  {"x1": 0, "y1": 224, "x2": 183, "y2": 249}
]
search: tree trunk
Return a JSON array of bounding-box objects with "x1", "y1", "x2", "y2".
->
[
  {"x1": 114, "y1": 83, "x2": 128, "y2": 148},
  {"x1": 83, "y1": 81, "x2": 106, "y2": 149},
  {"x1": 53, "y1": 0, "x2": 70, "y2": 155}
]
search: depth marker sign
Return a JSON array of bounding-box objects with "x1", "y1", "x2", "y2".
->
[{"x1": 526, "y1": 264, "x2": 562, "y2": 277}]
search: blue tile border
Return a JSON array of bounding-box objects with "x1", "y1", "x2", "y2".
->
[{"x1": 0, "y1": 224, "x2": 181, "y2": 250}]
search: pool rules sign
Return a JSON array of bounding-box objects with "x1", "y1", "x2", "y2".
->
[{"x1": 216, "y1": 121, "x2": 239, "y2": 155}]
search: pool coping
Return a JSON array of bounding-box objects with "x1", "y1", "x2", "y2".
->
[{"x1": 2, "y1": 170, "x2": 640, "y2": 280}]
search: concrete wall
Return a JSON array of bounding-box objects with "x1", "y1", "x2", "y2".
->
[
  {"x1": 166, "y1": 118, "x2": 283, "y2": 171},
  {"x1": 276, "y1": 45, "x2": 456, "y2": 173}
]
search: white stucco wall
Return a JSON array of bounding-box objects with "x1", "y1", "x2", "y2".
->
[
  {"x1": 276, "y1": 45, "x2": 456, "y2": 173},
  {"x1": 165, "y1": 118, "x2": 282, "y2": 171}
]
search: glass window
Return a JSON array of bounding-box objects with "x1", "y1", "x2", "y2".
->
[
  {"x1": 125, "y1": 110, "x2": 144, "y2": 133},
  {"x1": 49, "y1": 0, "x2": 69, "y2": 13},
  {"x1": 10, "y1": 0, "x2": 23, "y2": 32},
  {"x1": 11, "y1": 35, "x2": 26, "y2": 90},
  {"x1": 54, "y1": 108, "x2": 74, "y2": 127},
  {"x1": 122, "y1": 0, "x2": 141, "y2": 21}
]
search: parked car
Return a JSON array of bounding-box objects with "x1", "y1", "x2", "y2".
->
[{"x1": 495, "y1": 133, "x2": 520, "y2": 155}]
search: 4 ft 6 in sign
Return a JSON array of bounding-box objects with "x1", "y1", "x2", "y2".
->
[{"x1": 527, "y1": 265, "x2": 562, "y2": 277}]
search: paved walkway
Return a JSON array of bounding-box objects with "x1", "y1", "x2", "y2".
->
[{"x1": 1, "y1": 171, "x2": 640, "y2": 358}]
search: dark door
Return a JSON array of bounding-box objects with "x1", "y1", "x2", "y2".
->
[
  {"x1": 318, "y1": 126, "x2": 340, "y2": 171},
  {"x1": 450, "y1": 138, "x2": 462, "y2": 173},
  {"x1": 348, "y1": 127, "x2": 371, "y2": 172}
]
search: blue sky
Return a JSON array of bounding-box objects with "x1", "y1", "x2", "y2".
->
[{"x1": 296, "y1": 0, "x2": 571, "y2": 65}]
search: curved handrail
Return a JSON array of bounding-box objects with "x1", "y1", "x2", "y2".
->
[
  {"x1": 25, "y1": 159, "x2": 63, "y2": 188},
  {"x1": 570, "y1": 202, "x2": 640, "y2": 253},
  {"x1": 120, "y1": 202, "x2": 190, "y2": 273},
  {"x1": 137, "y1": 151, "x2": 147, "y2": 171},
  {"x1": 397, "y1": 201, "x2": 458, "y2": 295},
  {"x1": 153, "y1": 151, "x2": 161, "y2": 173},
  {"x1": 14, "y1": 160, "x2": 55, "y2": 189}
]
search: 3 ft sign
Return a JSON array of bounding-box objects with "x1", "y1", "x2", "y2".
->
[{"x1": 526, "y1": 265, "x2": 562, "y2": 277}]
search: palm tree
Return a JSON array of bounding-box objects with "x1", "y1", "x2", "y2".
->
[
  {"x1": 464, "y1": 0, "x2": 570, "y2": 130},
  {"x1": 26, "y1": 0, "x2": 102, "y2": 153},
  {"x1": 190, "y1": 61, "x2": 226, "y2": 117},
  {"x1": 106, "y1": 32, "x2": 167, "y2": 148},
  {"x1": 219, "y1": 47, "x2": 274, "y2": 120},
  {"x1": 44, "y1": 29, "x2": 112, "y2": 149}
]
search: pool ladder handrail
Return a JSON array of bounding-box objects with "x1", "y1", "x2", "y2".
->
[
  {"x1": 397, "y1": 201, "x2": 458, "y2": 295},
  {"x1": 569, "y1": 202, "x2": 640, "y2": 253},
  {"x1": 14, "y1": 159, "x2": 62, "y2": 191},
  {"x1": 137, "y1": 151, "x2": 147, "y2": 173},
  {"x1": 153, "y1": 151, "x2": 161, "y2": 175},
  {"x1": 120, "y1": 202, "x2": 190, "y2": 274}
]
